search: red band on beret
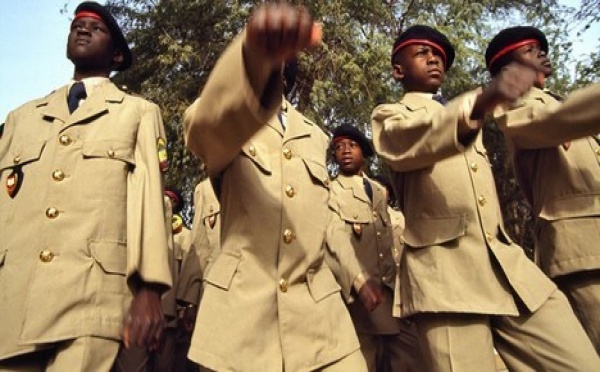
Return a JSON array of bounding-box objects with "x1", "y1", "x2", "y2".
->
[
  {"x1": 392, "y1": 39, "x2": 447, "y2": 67},
  {"x1": 489, "y1": 39, "x2": 538, "y2": 70},
  {"x1": 165, "y1": 190, "x2": 180, "y2": 203},
  {"x1": 333, "y1": 136, "x2": 350, "y2": 143},
  {"x1": 74, "y1": 11, "x2": 103, "y2": 22}
]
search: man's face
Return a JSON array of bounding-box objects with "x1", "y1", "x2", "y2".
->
[
  {"x1": 393, "y1": 44, "x2": 445, "y2": 93},
  {"x1": 512, "y1": 41, "x2": 552, "y2": 77},
  {"x1": 334, "y1": 138, "x2": 365, "y2": 175},
  {"x1": 67, "y1": 16, "x2": 121, "y2": 71}
]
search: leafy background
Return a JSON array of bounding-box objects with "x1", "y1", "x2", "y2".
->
[{"x1": 105, "y1": 0, "x2": 598, "y2": 256}]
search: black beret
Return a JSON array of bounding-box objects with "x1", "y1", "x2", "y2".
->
[
  {"x1": 165, "y1": 188, "x2": 184, "y2": 214},
  {"x1": 391, "y1": 25, "x2": 455, "y2": 70},
  {"x1": 74, "y1": 1, "x2": 132, "y2": 71},
  {"x1": 331, "y1": 124, "x2": 374, "y2": 158},
  {"x1": 486, "y1": 26, "x2": 548, "y2": 76}
]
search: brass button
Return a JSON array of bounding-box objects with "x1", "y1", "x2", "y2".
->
[
  {"x1": 46, "y1": 207, "x2": 59, "y2": 219},
  {"x1": 379, "y1": 252, "x2": 384, "y2": 260},
  {"x1": 478, "y1": 195, "x2": 487, "y2": 206},
  {"x1": 13, "y1": 156, "x2": 21, "y2": 164},
  {"x1": 470, "y1": 161, "x2": 478, "y2": 172},
  {"x1": 382, "y1": 276, "x2": 387, "y2": 282},
  {"x1": 39, "y1": 249, "x2": 55, "y2": 263},
  {"x1": 52, "y1": 170, "x2": 65, "y2": 181},
  {"x1": 209, "y1": 205, "x2": 214, "y2": 213},
  {"x1": 285, "y1": 185, "x2": 295, "y2": 198},
  {"x1": 248, "y1": 146, "x2": 256, "y2": 156},
  {"x1": 372, "y1": 211, "x2": 378, "y2": 218},
  {"x1": 107, "y1": 149, "x2": 116, "y2": 158},
  {"x1": 283, "y1": 148, "x2": 292, "y2": 159},
  {"x1": 59, "y1": 134, "x2": 72, "y2": 146},
  {"x1": 283, "y1": 229, "x2": 294, "y2": 244},
  {"x1": 485, "y1": 232, "x2": 494, "y2": 243},
  {"x1": 353, "y1": 214, "x2": 359, "y2": 219},
  {"x1": 323, "y1": 179, "x2": 330, "y2": 186},
  {"x1": 596, "y1": 148, "x2": 600, "y2": 156},
  {"x1": 279, "y1": 278, "x2": 288, "y2": 292}
]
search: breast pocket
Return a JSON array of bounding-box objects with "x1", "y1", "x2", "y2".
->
[
  {"x1": 307, "y1": 266, "x2": 341, "y2": 302},
  {"x1": 404, "y1": 214, "x2": 467, "y2": 248},
  {"x1": 302, "y1": 158, "x2": 330, "y2": 189},
  {"x1": 79, "y1": 140, "x2": 135, "y2": 201},
  {"x1": 204, "y1": 252, "x2": 241, "y2": 291}
]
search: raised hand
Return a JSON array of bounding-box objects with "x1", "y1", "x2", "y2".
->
[
  {"x1": 245, "y1": 3, "x2": 320, "y2": 68},
  {"x1": 471, "y1": 62, "x2": 537, "y2": 120}
]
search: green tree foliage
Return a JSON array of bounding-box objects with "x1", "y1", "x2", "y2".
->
[{"x1": 98, "y1": 0, "x2": 596, "y2": 249}]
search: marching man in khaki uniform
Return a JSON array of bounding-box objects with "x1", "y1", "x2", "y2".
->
[
  {"x1": 371, "y1": 25, "x2": 600, "y2": 371},
  {"x1": 183, "y1": 3, "x2": 383, "y2": 371},
  {"x1": 175, "y1": 179, "x2": 221, "y2": 372},
  {"x1": 489, "y1": 27, "x2": 600, "y2": 354},
  {"x1": 328, "y1": 125, "x2": 425, "y2": 372},
  {"x1": 0, "y1": 2, "x2": 171, "y2": 371}
]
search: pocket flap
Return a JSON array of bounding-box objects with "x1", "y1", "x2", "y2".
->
[
  {"x1": 0, "y1": 140, "x2": 46, "y2": 171},
  {"x1": 302, "y1": 158, "x2": 330, "y2": 188},
  {"x1": 307, "y1": 267, "x2": 341, "y2": 302},
  {"x1": 82, "y1": 140, "x2": 135, "y2": 165},
  {"x1": 90, "y1": 240, "x2": 127, "y2": 275},
  {"x1": 338, "y1": 204, "x2": 371, "y2": 224},
  {"x1": 204, "y1": 252, "x2": 241, "y2": 290},
  {"x1": 241, "y1": 142, "x2": 271, "y2": 174},
  {"x1": 404, "y1": 214, "x2": 467, "y2": 247}
]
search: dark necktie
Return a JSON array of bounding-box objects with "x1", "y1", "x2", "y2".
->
[
  {"x1": 363, "y1": 178, "x2": 373, "y2": 203},
  {"x1": 432, "y1": 94, "x2": 448, "y2": 106},
  {"x1": 67, "y1": 82, "x2": 87, "y2": 114}
]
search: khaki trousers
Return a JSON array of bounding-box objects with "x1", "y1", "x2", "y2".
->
[
  {"x1": 111, "y1": 346, "x2": 148, "y2": 372},
  {"x1": 555, "y1": 269, "x2": 600, "y2": 355},
  {"x1": 413, "y1": 289, "x2": 600, "y2": 372},
  {"x1": 357, "y1": 323, "x2": 426, "y2": 372},
  {"x1": 0, "y1": 337, "x2": 119, "y2": 372}
]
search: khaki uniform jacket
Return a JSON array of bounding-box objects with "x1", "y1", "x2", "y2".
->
[
  {"x1": 388, "y1": 207, "x2": 405, "y2": 318},
  {"x1": 329, "y1": 174, "x2": 401, "y2": 334},
  {"x1": 0, "y1": 82, "x2": 172, "y2": 359},
  {"x1": 162, "y1": 197, "x2": 191, "y2": 326},
  {"x1": 494, "y1": 85, "x2": 600, "y2": 277},
  {"x1": 176, "y1": 179, "x2": 221, "y2": 306},
  {"x1": 371, "y1": 92, "x2": 555, "y2": 317},
  {"x1": 183, "y1": 35, "x2": 362, "y2": 371}
]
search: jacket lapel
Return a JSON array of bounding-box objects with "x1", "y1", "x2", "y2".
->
[
  {"x1": 402, "y1": 93, "x2": 435, "y2": 113},
  {"x1": 38, "y1": 86, "x2": 70, "y2": 124},
  {"x1": 338, "y1": 174, "x2": 370, "y2": 204},
  {"x1": 60, "y1": 82, "x2": 125, "y2": 132},
  {"x1": 283, "y1": 102, "x2": 311, "y2": 144},
  {"x1": 370, "y1": 178, "x2": 385, "y2": 210}
]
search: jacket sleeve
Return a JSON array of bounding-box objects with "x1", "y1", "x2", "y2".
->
[
  {"x1": 325, "y1": 192, "x2": 365, "y2": 303},
  {"x1": 494, "y1": 83, "x2": 600, "y2": 149},
  {"x1": 371, "y1": 90, "x2": 481, "y2": 172},
  {"x1": 183, "y1": 32, "x2": 284, "y2": 175},
  {"x1": 126, "y1": 101, "x2": 172, "y2": 292},
  {"x1": 176, "y1": 246, "x2": 204, "y2": 306}
]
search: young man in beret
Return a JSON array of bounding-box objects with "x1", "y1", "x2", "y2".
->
[
  {"x1": 0, "y1": 2, "x2": 171, "y2": 370},
  {"x1": 327, "y1": 124, "x2": 425, "y2": 372},
  {"x1": 489, "y1": 26, "x2": 600, "y2": 354},
  {"x1": 370, "y1": 25, "x2": 600, "y2": 371},
  {"x1": 182, "y1": 3, "x2": 384, "y2": 371}
]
